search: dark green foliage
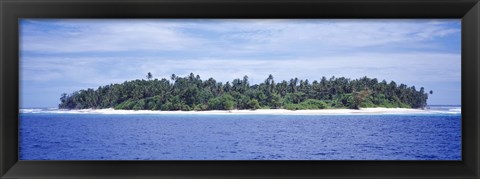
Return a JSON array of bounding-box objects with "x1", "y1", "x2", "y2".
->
[
  {"x1": 248, "y1": 99, "x2": 261, "y2": 110},
  {"x1": 285, "y1": 99, "x2": 328, "y2": 110},
  {"x1": 207, "y1": 94, "x2": 235, "y2": 110},
  {"x1": 59, "y1": 74, "x2": 430, "y2": 110}
]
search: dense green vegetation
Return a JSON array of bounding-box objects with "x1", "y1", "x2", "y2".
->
[{"x1": 59, "y1": 73, "x2": 430, "y2": 110}]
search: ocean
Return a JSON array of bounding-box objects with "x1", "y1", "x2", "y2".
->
[{"x1": 19, "y1": 106, "x2": 461, "y2": 160}]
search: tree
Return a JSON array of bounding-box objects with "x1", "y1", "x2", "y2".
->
[
  {"x1": 59, "y1": 73, "x2": 430, "y2": 111},
  {"x1": 270, "y1": 93, "x2": 283, "y2": 109},
  {"x1": 248, "y1": 99, "x2": 261, "y2": 110},
  {"x1": 208, "y1": 94, "x2": 235, "y2": 110},
  {"x1": 243, "y1": 75, "x2": 249, "y2": 87},
  {"x1": 146, "y1": 72, "x2": 153, "y2": 80},
  {"x1": 351, "y1": 89, "x2": 371, "y2": 109},
  {"x1": 60, "y1": 93, "x2": 68, "y2": 103}
]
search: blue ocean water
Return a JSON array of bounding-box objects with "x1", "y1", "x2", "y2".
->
[{"x1": 19, "y1": 111, "x2": 461, "y2": 160}]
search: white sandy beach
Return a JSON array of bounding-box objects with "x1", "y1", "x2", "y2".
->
[{"x1": 23, "y1": 107, "x2": 444, "y2": 115}]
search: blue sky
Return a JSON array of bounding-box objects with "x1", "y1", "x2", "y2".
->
[{"x1": 20, "y1": 19, "x2": 461, "y2": 108}]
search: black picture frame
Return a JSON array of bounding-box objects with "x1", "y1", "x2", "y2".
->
[{"x1": 1, "y1": 0, "x2": 479, "y2": 178}]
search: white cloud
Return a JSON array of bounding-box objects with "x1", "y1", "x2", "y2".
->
[
  {"x1": 21, "y1": 19, "x2": 205, "y2": 53},
  {"x1": 194, "y1": 19, "x2": 460, "y2": 52},
  {"x1": 21, "y1": 51, "x2": 460, "y2": 89},
  {"x1": 19, "y1": 19, "x2": 461, "y2": 106},
  {"x1": 20, "y1": 19, "x2": 460, "y2": 55}
]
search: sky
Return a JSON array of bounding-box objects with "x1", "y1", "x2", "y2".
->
[{"x1": 20, "y1": 19, "x2": 461, "y2": 108}]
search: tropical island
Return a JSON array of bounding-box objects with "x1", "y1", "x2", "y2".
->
[{"x1": 59, "y1": 73, "x2": 431, "y2": 111}]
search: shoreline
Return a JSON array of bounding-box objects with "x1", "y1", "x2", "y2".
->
[{"x1": 20, "y1": 107, "x2": 459, "y2": 115}]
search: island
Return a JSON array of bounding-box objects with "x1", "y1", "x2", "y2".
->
[{"x1": 59, "y1": 73, "x2": 431, "y2": 111}]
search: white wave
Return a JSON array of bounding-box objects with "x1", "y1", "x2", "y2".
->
[
  {"x1": 19, "y1": 108, "x2": 44, "y2": 113},
  {"x1": 20, "y1": 108, "x2": 68, "y2": 114},
  {"x1": 19, "y1": 107, "x2": 461, "y2": 115},
  {"x1": 448, "y1": 107, "x2": 461, "y2": 112},
  {"x1": 425, "y1": 109, "x2": 461, "y2": 115}
]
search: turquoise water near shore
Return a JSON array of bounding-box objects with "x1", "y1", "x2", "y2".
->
[{"x1": 19, "y1": 107, "x2": 461, "y2": 160}]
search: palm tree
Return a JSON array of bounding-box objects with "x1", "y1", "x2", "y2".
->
[{"x1": 146, "y1": 72, "x2": 153, "y2": 80}]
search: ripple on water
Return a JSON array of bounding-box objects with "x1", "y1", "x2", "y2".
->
[{"x1": 19, "y1": 113, "x2": 461, "y2": 160}]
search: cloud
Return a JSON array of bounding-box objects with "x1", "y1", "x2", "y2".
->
[
  {"x1": 21, "y1": 19, "x2": 205, "y2": 53},
  {"x1": 186, "y1": 19, "x2": 460, "y2": 53},
  {"x1": 21, "y1": 51, "x2": 460, "y2": 88},
  {"x1": 20, "y1": 19, "x2": 460, "y2": 55},
  {"x1": 19, "y1": 19, "x2": 461, "y2": 107}
]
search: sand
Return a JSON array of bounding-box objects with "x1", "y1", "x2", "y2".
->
[{"x1": 41, "y1": 107, "x2": 433, "y2": 115}]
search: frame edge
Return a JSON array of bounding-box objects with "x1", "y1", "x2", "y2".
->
[
  {"x1": 462, "y1": 1, "x2": 480, "y2": 177},
  {"x1": 1, "y1": 0, "x2": 480, "y2": 179}
]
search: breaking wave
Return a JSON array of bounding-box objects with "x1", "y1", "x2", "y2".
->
[{"x1": 19, "y1": 106, "x2": 462, "y2": 115}]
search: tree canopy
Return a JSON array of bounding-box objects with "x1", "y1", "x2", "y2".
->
[{"x1": 59, "y1": 73, "x2": 430, "y2": 110}]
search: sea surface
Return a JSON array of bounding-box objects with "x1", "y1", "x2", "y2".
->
[{"x1": 19, "y1": 106, "x2": 461, "y2": 160}]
